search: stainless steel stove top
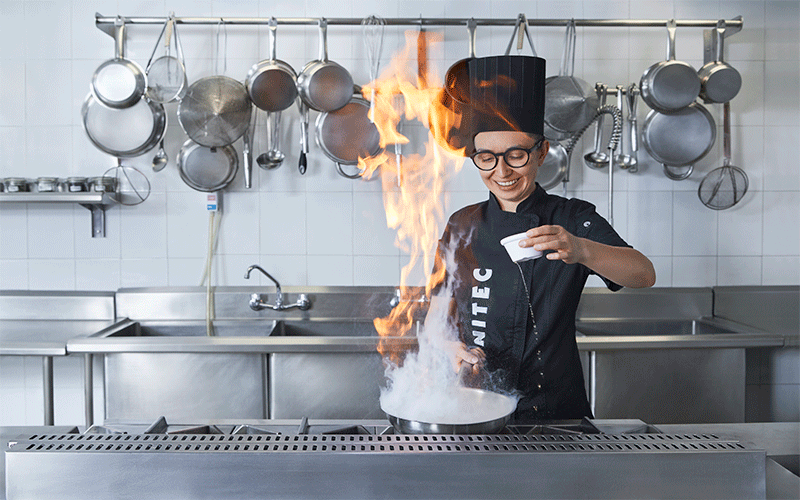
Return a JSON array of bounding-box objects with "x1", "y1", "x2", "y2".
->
[{"x1": 5, "y1": 417, "x2": 766, "y2": 500}]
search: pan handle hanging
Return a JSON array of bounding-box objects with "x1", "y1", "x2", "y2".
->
[
  {"x1": 335, "y1": 162, "x2": 363, "y2": 179},
  {"x1": 504, "y1": 14, "x2": 537, "y2": 56}
]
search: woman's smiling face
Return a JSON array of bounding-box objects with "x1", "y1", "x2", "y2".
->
[{"x1": 473, "y1": 131, "x2": 549, "y2": 212}]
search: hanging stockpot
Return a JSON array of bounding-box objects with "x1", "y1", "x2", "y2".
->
[
  {"x1": 639, "y1": 19, "x2": 701, "y2": 113},
  {"x1": 297, "y1": 18, "x2": 354, "y2": 112},
  {"x1": 91, "y1": 17, "x2": 147, "y2": 109}
]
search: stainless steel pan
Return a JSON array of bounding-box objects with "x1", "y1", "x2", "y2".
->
[
  {"x1": 382, "y1": 387, "x2": 518, "y2": 434},
  {"x1": 177, "y1": 139, "x2": 238, "y2": 192},
  {"x1": 639, "y1": 19, "x2": 701, "y2": 113},
  {"x1": 82, "y1": 93, "x2": 166, "y2": 158},
  {"x1": 315, "y1": 94, "x2": 381, "y2": 179},
  {"x1": 297, "y1": 18, "x2": 354, "y2": 112},
  {"x1": 245, "y1": 17, "x2": 297, "y2": 112},
  {"x1": 91, "y1": 17, "x2": 147, "y2": 109},
  {"x1": 698, "y1": 20, "x2": 741, "y2": 103},
  {"x1": 641, "y1": 101, "x2": 716, "y2": 179}
]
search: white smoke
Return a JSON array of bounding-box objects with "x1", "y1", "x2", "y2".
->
[{"x1": 379, "y1": 231, "x2": 519, "y2": 424}]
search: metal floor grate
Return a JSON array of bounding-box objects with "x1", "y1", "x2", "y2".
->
[{"x1": 14, "y1": 433, "x2": 747, "y2": 454}]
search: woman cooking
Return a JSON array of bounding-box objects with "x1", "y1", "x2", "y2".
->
[{"x1": 429, "y1": 54, "x2": 656, "y2": 423}]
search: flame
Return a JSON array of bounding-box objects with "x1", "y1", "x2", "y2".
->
[{"x1": 358, "y1": 30, "x2": 467, "y2": 362}]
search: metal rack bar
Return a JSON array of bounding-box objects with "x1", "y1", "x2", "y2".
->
[{"x1": 95, "y1": 13, "x2": 743, "y2": 36}]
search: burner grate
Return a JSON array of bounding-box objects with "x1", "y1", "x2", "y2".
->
[{"x1": 15, "y1": 433, "x2": 745, "y2": 454}]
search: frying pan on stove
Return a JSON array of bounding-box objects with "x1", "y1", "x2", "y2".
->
[{"x1": 382, "y1": 387, "x2": 518, "y2": 434}]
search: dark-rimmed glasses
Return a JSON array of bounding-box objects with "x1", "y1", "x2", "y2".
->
[{"x1": 470, "y1": 140, "x2": 545, "y2": 171}]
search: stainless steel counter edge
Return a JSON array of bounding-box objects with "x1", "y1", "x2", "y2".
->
[{"x1": 65, "y1": 332, "x2": 784, "y2": 353}]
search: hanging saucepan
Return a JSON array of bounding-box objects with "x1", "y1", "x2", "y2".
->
[
  {"x1": 698, "y1": 20, "x2": 742, "y2": 103},
  {"x1": 641, "y1": 102, "x2": 716, "y2": 180},
  {"x1": 639, "y1": 19, "x2": 701, "y2": 113},
  {"x1": 544, "y1": 20, "x2": 599, "y2": 138},
  {"x1": 382, "y1": 387, "x2": 518, "y2": 434},
  {"x1": 178, "y1": 75, "x2": 252, "y2": 148},
  {"x1": 91, "y1": 17, "x2": 147, "y2": 109},
  {"x1": 316, "y1": 93, "x2": 381, "y2": 179},
  {"x1": 246, "y1": 17, "x2": 297, "y2": 112},
  {"x1": 82, "y1": 93, "x2": 166, "y2": 157},
  {"x1": 297, "y1": 18, "x2": 354, "y2": 113},
  {"x1": 177, "y1": 139, "x2": 239, "y2": 192},
  {"x1": 434, "y1": 19, "x2": 477, "y2": 154}
]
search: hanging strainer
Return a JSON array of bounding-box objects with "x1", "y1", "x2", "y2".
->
[
  {"x1": 103, "y1": 159, "x2": 151, "y2": 206},
  {"x1": 145, "y1": 12, "x2": 187, "y2": 103},
  {"x1": 698, "y1": 101, "x2": 748, "y2": 210}
]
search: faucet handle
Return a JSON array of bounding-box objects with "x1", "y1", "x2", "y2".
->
[{"x1": 297, "y1": 293, "x2": 311, "y2": 311}]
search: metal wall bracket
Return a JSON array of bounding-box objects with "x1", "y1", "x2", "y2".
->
[{"x1": 80, "y1": 203, "x2": 112, "y2": 238}]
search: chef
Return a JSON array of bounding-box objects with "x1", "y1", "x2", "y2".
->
[{"x1": 430, "y1": 54, "x2": 656, "y2": 423}]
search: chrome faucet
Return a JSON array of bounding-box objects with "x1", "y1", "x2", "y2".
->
[{"x1": 244, "y1": 264, "x2": 311, "y2": 311}]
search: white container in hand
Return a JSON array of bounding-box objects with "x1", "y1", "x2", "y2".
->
[{"x1": 500, "y1": 232, "x2": 543, "y2": 262}]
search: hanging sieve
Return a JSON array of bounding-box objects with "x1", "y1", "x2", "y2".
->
[
  {"x1": 698, "y1": 101, "x2": 748, "y2": 210},
  {"x1": 103, "y1": 159, "x2": 151, "y2": 206},
  {"x1": 145, "y1": 12, "x2": 188, "y2": 104},
  {"x1": 177, "y1": 139, "x2": 239, "y2": 192}
]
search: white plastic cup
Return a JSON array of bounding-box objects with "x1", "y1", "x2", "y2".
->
[{"x1": 500, "y1": 232, "x2": 543, "y2": 262}]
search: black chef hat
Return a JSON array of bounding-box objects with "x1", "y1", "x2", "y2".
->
[{"x1": 466, "y1": 55, "x2": 547, "y2": 137}]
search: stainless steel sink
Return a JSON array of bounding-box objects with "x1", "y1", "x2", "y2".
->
[
  {"x1": 269, "y1": 320, "x2": 380, "y2": 337},
  {"x1": 575, "y1": 318, "x2": 738, "y2": 336},
  {"x1": 109, "y1": 320, "x2": 279, "y2": 337}
]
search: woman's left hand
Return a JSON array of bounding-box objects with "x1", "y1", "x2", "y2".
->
[{"x1": 521, "y1": 225, "x2": 586, "y2": 264}]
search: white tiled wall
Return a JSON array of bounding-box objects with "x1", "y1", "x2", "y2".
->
[
  {"x1": 0, "y1": 0, "x2": 799, "y2": 426},
  {"x1": 0, "y1": 0, "x2": 797, "y2": 291}
]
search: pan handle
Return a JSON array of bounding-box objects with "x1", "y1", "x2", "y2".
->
[
  {"x1": 663, "y1": 163, "x2": 694, "y2": 180},
  {"x1": 335, "y1": 162, "x2": 364, "y2": 179},
  {"x1": 467, "y1": 18, "x2": 477, "y2": 58},
  {"x1": 666, "y1": 19, "x2": 678, "y2": 61},
  {"x1": 318, "y1": 18, "x2": 329, "y2": 62}
]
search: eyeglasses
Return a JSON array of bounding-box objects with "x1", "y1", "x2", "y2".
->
[{"x1": 470, "y1": 140, "x2": 545, "y2": 171}]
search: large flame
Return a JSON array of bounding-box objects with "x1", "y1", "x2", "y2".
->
[{"x1": 360, "y1": 30, "x2": 467, "y2": 362}]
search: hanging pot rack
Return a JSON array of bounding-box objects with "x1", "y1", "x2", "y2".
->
[{"x1": 95, "y1": 13, "x2": 743, "y2": 38}]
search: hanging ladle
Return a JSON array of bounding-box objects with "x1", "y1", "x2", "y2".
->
[
  {"x1": 584, "y1": 83, "x2": 609, "y2": 169},
  {"x1": 152, "y1": 138, "x2": 168, "y2": 172},
  {"x1": 257, "y1": 110, "x2": 284, "y2": 169},
  {"x1": 614, "y1": 85, "x2": 637, "y2": 170}
]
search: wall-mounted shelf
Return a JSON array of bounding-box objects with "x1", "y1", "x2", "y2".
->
[{"x1": 0, "y1": 193, "x2": 114, "y2": 238}]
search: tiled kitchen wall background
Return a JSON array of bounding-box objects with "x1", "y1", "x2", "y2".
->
[{"x1": 1, "y1": 0, "x2": 798, "y2": 426}]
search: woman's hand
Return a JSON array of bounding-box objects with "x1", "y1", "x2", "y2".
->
[
  {"x1": 521, "y1": 225, "x2": 586, "y2": 264},
  {"x1": 446, "y1": 341, "x2": 485, "y2": 375}
]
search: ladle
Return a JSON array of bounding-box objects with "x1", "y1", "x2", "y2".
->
[
  {"x1": 152, "y1": 139, "x2": 168, "y2": 172},
  {"x1": 257, "y1": 111, "x2": 283, "y2": 169},
  {"x1": 614, "y1": 85, "x2": 637, "y2": 170},
  {"x1": 584, "y1": 83, "x2": 609, "y2": 169}
]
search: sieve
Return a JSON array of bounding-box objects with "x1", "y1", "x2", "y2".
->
[
  {"x1": 145, "y1": 12, "x2": 187, "y2": 104},
  {"x1": 103, "y1": 159, "x2": 151, "y2": 206},
  {"x1": 177, "y1": 139, "x2": 239, "y2": 192},
  {"x1": 178, "y1": 76, "x2": 252, "y2": 148},
  {"x1": 698, "y1": 101, "x2": 748, "y2": 210}
]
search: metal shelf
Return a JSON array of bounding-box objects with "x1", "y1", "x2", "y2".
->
[{"x1": 0, "y1": 192, "x2": 114, "y2": 238}]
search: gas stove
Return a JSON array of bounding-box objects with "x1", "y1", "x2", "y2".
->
[{"x1": 5, "y1": 417, "x2": 766, "y2": 499}]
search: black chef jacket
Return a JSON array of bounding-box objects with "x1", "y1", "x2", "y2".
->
[{"x1": 433, "y1": 185, "x2": 631, "y2": 423}]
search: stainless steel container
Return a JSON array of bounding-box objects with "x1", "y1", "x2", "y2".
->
[{"x1": 3, "y1": 177, "x2": 30, "y2": 192}]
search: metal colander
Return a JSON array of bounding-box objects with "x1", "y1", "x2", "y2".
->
[
  {"x1": 698, "y1": 102, "x2": 748, "y2": 210},
  {"x1": 178, "y1": 76, "x2": 252, "y2": 148}
]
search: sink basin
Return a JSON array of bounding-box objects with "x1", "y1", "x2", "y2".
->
[
  {"x1": 270, "y1": 320, "x2": 380, "y2": 337},
  {"x1": 575, "y1": 318, "x2": 739, "y2": 336},
  {"x1": 102, "y1": 320, "x2": 279, "y2": 337}
]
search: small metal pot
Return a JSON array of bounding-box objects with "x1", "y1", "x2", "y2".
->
[
  {"x1": 245, "y1": 17, "x2": 297, "y2": 112},
  {"x1": 698, "y1": 20, "x2": 741, "y2": 103}
]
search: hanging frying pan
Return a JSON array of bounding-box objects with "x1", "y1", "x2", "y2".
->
[
  {"x1": 245, "y1": 17, "x2": 298, "y2": 112},
  {"x1": 434, "y1": 19, "x2": 477, "y2": 154},
  {"x1": 698, "y1": 20, "x2": 742, "y2": 103},
  {"x1": 297, "y1": 18, "x2": 354, "y2": 113},
  {"x1": 639, "y1": 19, "x2": 701, "y2": 113},
  {"x1": 91, "y1": 17, "x2": 147, "y2": 109},
  {"x1": 641, "y1": 102, "x2": 716, "y2": 179},
  {"x1": 315, "y1": 94, "x2": 381, "y2": 179},
  {"x1": 177, "y1": 139, "x2": 239, "y2": 192},
  {"x1": 82, "y1": 93, "x2": 166, "y2": 158}
]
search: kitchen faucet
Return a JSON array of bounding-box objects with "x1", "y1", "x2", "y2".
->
[{"x1": 244, "y1": 264, "x2": 311, "y2": 311}]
